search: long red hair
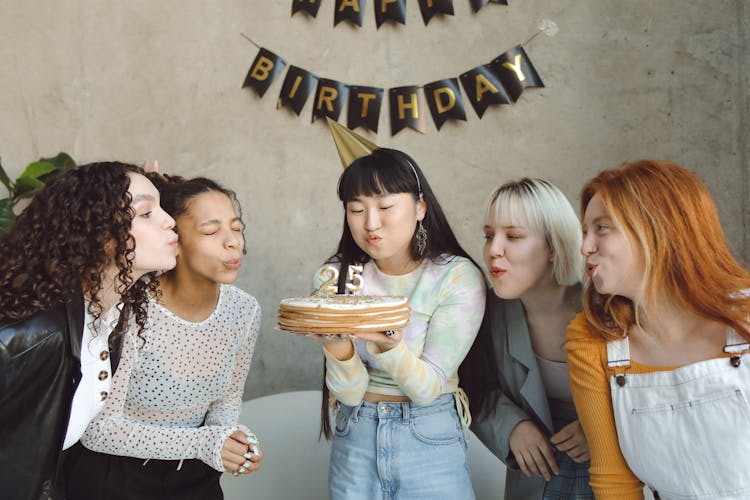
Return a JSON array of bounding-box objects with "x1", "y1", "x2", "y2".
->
[{"x1": 581, "y1": 160, "x2": 750, "y2": 341}]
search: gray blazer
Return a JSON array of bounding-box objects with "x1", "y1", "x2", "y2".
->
[{"x1": 470, "y1": 291, "x2": 555, "y2": 500}]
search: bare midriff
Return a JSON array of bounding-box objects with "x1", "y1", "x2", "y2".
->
[{"x1": 363, "y1": 392, "x2": 410, "y2": 403}]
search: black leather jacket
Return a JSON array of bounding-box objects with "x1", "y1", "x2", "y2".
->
[{"x1": 0, "y1": 295, "x2": 84, "y2": 500}]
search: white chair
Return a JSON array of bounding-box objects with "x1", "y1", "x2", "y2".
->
[{"x1": 222, "y1": 390, "x2": 506, "y2": 500}]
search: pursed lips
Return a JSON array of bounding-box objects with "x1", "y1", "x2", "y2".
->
[
  {"x1": 586, "y1": 262, "x2": 598, "y2": 277},
  {"x1": 224, "y1": 258, "x2": 242, "y2": 269},
  {"x1": 489, "y1": 265, "x2": 507, "y2": 278}
]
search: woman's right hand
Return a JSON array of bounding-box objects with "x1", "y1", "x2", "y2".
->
[{"x1": 508, "y1": 420, "x2": 559, "y2": 481}]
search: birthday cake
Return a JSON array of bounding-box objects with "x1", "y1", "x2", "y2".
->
[{"x1": 277, "y1": 294, "x2": 410, "y2": 334}]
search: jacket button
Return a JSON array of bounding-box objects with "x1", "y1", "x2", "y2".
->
[
  {"x1": 98, "y1": 370, "x2": 109, "y2": 381},
  {"x1": 100, "y1": 391, "x2": 109, "y2": 401},
  {"x1": 100, "y1": 350, "x2": 109, "y2": 361}
]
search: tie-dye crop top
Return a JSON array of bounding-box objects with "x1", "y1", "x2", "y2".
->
[{"x1": 314, "y1": 255, "x2": 486, "y2": 406}]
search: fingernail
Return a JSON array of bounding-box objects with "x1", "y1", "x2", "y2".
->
[
  {"x1": 243, "y1": 452, "x2": 252, "y2": 459},
  {"x1": 252, "y1": 445, "x2": 259, "y2": 455},
  {"x1": 243, "y1": 461, "x2": 251, "y2": 468},
  {"x1": 246, "y1": 435, "x2": 258, "y2": 444}
]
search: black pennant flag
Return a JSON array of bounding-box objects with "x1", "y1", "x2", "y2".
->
[
  {"x1": 469, "y1": 0, "x2": 507, "y2": 13},
  {"x1": 291, "y1": 0, "x2": 323, "y2": 17},
  {"x1": 374, "y1": 0, "x2": 406, "y2": 29},
  {"x1": 389, "y1": 86, "x2": 427, "y2": 135},
  {"x1": 417, "y1": 0, "x2": 454, "y2": 25},
  {"x1": 424, "y1": 78, "x2": 467, "y2": 130},
  {"x1": 312, "y1": 78, "x2": 349, "y2": 122},
  {"x1": 334, "y1": 0, "x2": 367, "y2": 27},
  {"x1": 489, "y1": 45, "x2": 544, "y2": 104},
  {"x1": 348, "y1": 85, "x2": 384, "y2": 133},
  {"x1": 242, "y1": 48, "x2": 286, "y2": 98},
  {"x1": 459, "y1": 64, "x2": 511, "y2": 118},
  {"x1": 278, "y1": 66, "x2": 318, "y2": 116}
]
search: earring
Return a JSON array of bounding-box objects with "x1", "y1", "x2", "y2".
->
[{"x1": 415, "y1": 221, "x2": 428, "y2": 257}]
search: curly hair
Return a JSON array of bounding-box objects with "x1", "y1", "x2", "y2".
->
[{"x1": 0, "y1": 162, "x2": 158, "y2": 339}]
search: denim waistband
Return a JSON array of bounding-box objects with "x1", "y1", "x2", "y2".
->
[{"x1": 346, "y1": 394, "x2": 456, "y2": 422}]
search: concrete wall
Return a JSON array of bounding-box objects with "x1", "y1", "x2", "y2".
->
[{"x1": 1, "y1": 0, "x2": 747, "y2": 399}]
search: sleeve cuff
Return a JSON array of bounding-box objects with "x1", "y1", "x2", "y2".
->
[
  {"x1": 322, "y1": 342, "x2": 365, "y2": 374},
  {"x1": 211, "y1": 426, "x2": 238, "y2": 472}
]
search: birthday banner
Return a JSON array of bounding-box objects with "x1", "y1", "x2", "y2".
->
[
  {"x1": 242, "y1": 44, "x2": 543, "y2": 135},
  {"x1": 292, "y1": 0, "x2": 509, "y2": 26}
]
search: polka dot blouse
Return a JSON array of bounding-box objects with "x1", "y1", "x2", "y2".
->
[{"x1": 80, "y1": 284, "x2": 261, "y2": 472}]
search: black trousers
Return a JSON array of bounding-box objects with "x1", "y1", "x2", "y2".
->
[{"x1": 63, "y1": 443, "x2": 222, "y2": 500}]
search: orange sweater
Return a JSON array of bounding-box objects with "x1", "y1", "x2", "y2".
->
[{"x1": 565, "y1": 313, "x2": 731, "y2": 499}]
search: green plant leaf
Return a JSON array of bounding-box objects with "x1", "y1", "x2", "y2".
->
[
  {"x1": 19, "y1": 160, "x2": 58, "y2": 182},
  {"x1": 0, "y1": 158, "x2": 13, "y2": 194},
  {"x1": 0, "y1": 198, "x2": 15, "y2": 235},
  {"x1": 41, "y1": 152, "x2": 76, "y2": 171},
  {"x1": 13, "y1": 176, "x2": 45, "y2": 199}
]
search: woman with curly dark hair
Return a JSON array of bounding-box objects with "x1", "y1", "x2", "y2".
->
[{"x1": 0, "y1": 162, "x2": 178, "y2": 500}]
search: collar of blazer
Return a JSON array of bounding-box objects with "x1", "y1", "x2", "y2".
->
[{"x1": 502, "y1": 297, "x2": 554, "y2": 433}]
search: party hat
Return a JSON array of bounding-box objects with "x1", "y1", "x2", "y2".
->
[{"x1": 326, "y1": 117, "x2": 378, "y2": 169}]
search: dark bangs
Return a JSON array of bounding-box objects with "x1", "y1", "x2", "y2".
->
[{"x1": 337, "y1": 148, "x2": 420, "y2": 203}]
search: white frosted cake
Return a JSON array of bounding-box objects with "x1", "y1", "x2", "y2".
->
[{"x1": 277, "y1": 294, "x2": 410, "y2": 334}]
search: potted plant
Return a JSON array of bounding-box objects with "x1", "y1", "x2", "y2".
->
[{"x1": 0, "y1": 152, "x2": 76, "y2": 234}]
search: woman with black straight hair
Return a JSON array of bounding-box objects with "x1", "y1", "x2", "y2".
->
[{"x1": 308, "y1": 121, "x2": 486, "y2": 500}]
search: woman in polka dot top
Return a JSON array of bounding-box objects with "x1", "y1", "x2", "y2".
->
[{"x1": 66, "y1": 173, "x2": 262, "y2": 500}]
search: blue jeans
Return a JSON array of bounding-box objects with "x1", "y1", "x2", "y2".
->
[{"x1": 329, "y1": 394, "x2": 475, "y2": 500}]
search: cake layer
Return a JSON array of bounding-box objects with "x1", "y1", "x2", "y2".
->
[
  {"x1": 279, "y1": 294, "x2": 408, "y2": 312},
  {"x1": 276, "y1": 294, "x2": 410, "y2": 335}
]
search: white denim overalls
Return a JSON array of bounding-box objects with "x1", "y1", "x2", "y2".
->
[{"x1": 606, "y1": 329, "x2": 750, "y2": 499}]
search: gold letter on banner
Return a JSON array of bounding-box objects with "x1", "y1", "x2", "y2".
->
[
  {"x1": 475, "y1": 74, "x2": 499, "y2": 101},
  {"x1": 313, "y1": 78, "x2": 348, "y2": 122},
  {"x1": 397, "y1": 93, "x2": 419, "y2": 120},
  {"x1": 288, "y1": 75, "x2": 303, "y2": 98},
  {"x1": 380, "y1": 0, "x2": 397, "y2": 12},
  {"x1": 389, "y1": 86, "x2": 426, "y2": 135},
  {"x1": 317, "y1": 86, "x2": 338, "y2": 111},
  {"x1": 424, "y1": 78, "x2": 467, "y2": 130},
  {"x1": 251, "y1": 57, "x2": 274, "y2": 81},
  {"x1": 417, "y1": 0, "x2": 454, "y2": 25},
  {"x1": 358, "y1": 93, "x2": 376, "y2": 116},
  {"x1": 459, "y1": 65, "x2": 510, "y2": 118},
  {"x1": 291, "y1": 0, "x2": 322, "y2": 17},
  {"x1": 348, "y1": 85, "x2": 384, "y2": 133},
  {"x1": 335, "y1": 0, "x2": 366, "y2": 26},
  {"x1": 339, "y1": 0, "x2": 360, "y2": 11},
  {"x1": 278, "y1": 65, "x2": 318, "y2": 116},
  {"x1": 242, "y1": 48, "x2": 286, "y2": 98},
  {"x1": 501, "y1": 54, "x2": 526, "y2": 82},
  {"x1": 433, "y1": 87, "x2": 456, "y2": 113}
]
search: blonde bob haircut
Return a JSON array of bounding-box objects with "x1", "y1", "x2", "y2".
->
[
  {"x1": 580, "y1": 160, "x2": 750, "y2": 342},
  {"x1": 487, "y1": 178, "x2": 583, "y2": 287}
]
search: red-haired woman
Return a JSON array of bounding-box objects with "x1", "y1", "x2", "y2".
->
[{"x1": 566, "y1": 160, "x2": 750, "y2": 499}]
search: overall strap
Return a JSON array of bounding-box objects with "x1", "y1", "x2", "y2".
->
[
  {"x1": 723, "y1": 329, "x2": 750, "y2": 354},
  {"x1": 723, "y1": 329, "x2": 750, "y2": 367},
  {"x1": 606, "y1": 337, "x2": 631, "y2": 386}
]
